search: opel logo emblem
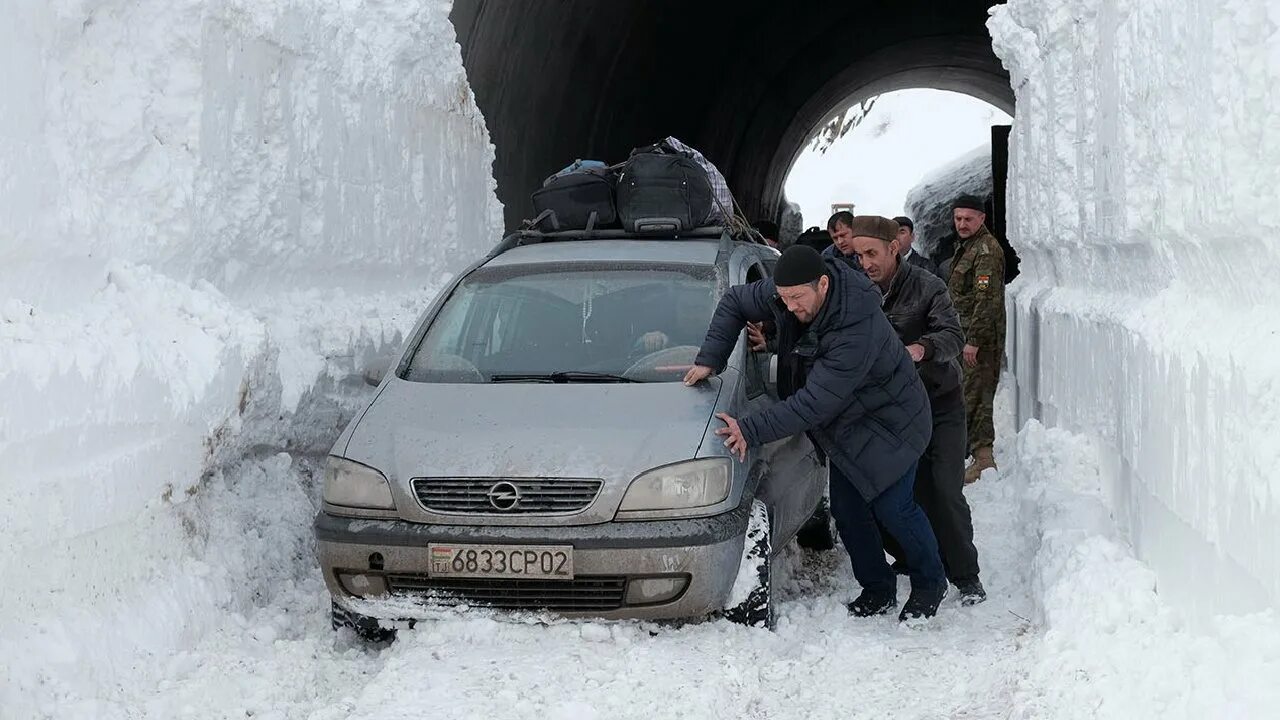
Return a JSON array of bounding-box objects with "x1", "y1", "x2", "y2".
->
[{"x1": 487, "y1": 481, "x2": 522, "y2": 511}]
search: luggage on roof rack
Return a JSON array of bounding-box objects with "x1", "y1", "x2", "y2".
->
[
  {"x1": 529, "y1": 160, "x2": 618, "y2": 231},
  {"x1": 522, "y1": 139, "x2": 737, "y2": 235},
  {"x1": 616, "y1": 144, "x2": 714, "y2": 233},
  {"x1": 661, "y1": 136, "x2": 732, "y2": 223}
]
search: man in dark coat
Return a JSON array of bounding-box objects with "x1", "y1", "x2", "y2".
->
[
  {"x1": 824, "y1": 211, "x2": 861, "y2": 267},
  {"x1": 684, "y1": 245, "x2": 948, "y2": 621},
  {"x1": 846, "y1": 215, "x2": 986, "y2": 606},
  {"x1": 892, "y1": 216, "x2": 942, "y2": 278}
]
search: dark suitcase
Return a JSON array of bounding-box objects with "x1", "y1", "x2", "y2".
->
[
  {"x1": 530, "y1": 169, "x2": 616, "y2": 231},
  {"x1": 616, "y1": 148, "x2": 714, "y2": 233}
]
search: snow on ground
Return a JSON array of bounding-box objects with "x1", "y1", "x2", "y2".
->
[
  {"x1": 1009, "y1": 421, "x2": 1280, "y2": 718},
  {"x1": 21, "y1": 377, "x2": 1274, "y2": 719},
  {"x1": 56, "y1": 386, "x2": 1034, "y2": 720}
]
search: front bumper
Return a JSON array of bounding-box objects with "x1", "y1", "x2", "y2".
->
[{"x1": 314, "y1": 499, "x2": 751, "y2": 621}]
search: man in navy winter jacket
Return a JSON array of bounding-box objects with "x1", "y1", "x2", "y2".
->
[{"x1": 684, "y1": 245, "x2": 948, "y2": 621}]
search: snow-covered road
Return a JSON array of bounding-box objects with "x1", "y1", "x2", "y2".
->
[
  {"x1": 121, "y1": 480, "x2": 1032, "y2": 720},
  {"x1": 97, "y1": 393, "x2": 1038, "y2": 720},
  {"x1": 26, "y1": 384, "x2": 1280, "y2": 720}
]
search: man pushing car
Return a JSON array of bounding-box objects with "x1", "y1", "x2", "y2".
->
[{"x1": 683, "y1": 245, "x2": 948, "y2": 621}]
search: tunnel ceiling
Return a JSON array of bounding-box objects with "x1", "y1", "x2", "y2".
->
[{"x1": 450, "y1": 0, "x2": 1014, "y2": 231}]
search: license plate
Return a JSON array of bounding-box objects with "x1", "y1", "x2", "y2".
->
[{"x1": 427, "y1": 544, "x2": 574, "y2": 580}]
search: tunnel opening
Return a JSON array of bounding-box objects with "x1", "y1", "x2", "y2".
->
[
  {"x1": 781, "y1": 88, "x2": 1013, "y2": 238},
  {"x1": 448, "y1": 0, "x2": 1014, "y2": 233}
]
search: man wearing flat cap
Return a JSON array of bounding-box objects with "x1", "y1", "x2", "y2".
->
[
  {"x1": 948, "y1": 195, "x2": 1006, "y2": 483},
  {"x1": 684, "y1": 244, "x2": 948, "y2": 622},
  {"x1": 845, "y1": 215, "x2": 986, "y2": 605}
]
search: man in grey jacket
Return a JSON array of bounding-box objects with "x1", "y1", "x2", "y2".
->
[
  {"x1": 847, "y1": 216, "x2": 985, "y2": 605},
  {"x1": 684, "y1": 245, "x2": 948, "y2": 621}
]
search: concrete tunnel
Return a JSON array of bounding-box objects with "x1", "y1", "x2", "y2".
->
[{"x1": 449, "y1": 0, "x2": 1016, "y2": 232}]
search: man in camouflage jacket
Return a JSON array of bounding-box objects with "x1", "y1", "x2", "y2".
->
[{"x1": 947, "y1": 196, "x2": 1006, "y2": 483}]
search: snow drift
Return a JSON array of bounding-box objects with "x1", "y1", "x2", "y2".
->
[
  {"x1": 902, "y1": 144, "x2": 993, "y2": 260},
  {"x1": 989, "y1": 0, "x2": 1280, "y2": 617},
  {"x1": 0, "y1": 0, "x2": 502, "y2": 711}
]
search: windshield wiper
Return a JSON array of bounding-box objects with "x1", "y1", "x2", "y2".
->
[{"x1": 489, "y1": 371, "x2": 641, "y2": 384}]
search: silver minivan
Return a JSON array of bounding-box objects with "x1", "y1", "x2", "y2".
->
[{"x1": 315, "y1": 227, "x2": 831, "y2": 638}]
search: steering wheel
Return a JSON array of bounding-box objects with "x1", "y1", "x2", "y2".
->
[{"x1": 623, "y1": 345, "x2": 701, "y2": 379}]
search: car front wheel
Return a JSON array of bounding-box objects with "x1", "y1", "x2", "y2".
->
[
  {"x1": 723, "y1": 499, "x2": 776, "y2": 630},
  {"x1": 331, "y1": 600, "x2": 397, "y2": 643}
]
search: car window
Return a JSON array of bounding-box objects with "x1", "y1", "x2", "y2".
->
[{"x1": 404, "y1": 262, "x2": 718, "y2": 383}]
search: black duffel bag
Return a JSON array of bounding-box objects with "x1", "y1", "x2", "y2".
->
[
  {"x1": 530, "y1": 164, "x2": 617, "y2": 231},
  {"x1": 616, "y1": 146, "x2": 714, "y2": 233}
]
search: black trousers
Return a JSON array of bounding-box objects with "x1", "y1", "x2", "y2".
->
[{"x1": 883, "y1": 386, "x2": 980, "y2": 583}]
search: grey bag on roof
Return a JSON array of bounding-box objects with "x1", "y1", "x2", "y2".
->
[{"x1": 662, "y1": 136, "x2": 732, "y2": 223}]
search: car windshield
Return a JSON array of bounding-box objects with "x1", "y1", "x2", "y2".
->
[{"x1": 403, "y1": 261, "x2": 719, "y2": 383}]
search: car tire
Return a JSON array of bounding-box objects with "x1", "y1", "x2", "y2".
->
[
  {"x1": 723, "y1": 499, "x2": 776, "y2": 630},
  {"x1": 796, "y1": 495, "x2": 835, "y2": 551},
  {"x1": 331, "y1": 600, "x2": 396, "y2": 643}
]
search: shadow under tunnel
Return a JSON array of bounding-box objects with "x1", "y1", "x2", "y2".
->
[{"x1": 449, "y1": 0, "x2": 1014, "y2": 231}]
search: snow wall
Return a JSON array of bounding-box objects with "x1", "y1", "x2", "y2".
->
[
  {"x1": 989, "y1": 0, "x2": 1280, "y2": 619},
  {"x1": 0, "y1": 0, "x2": 502, "y2": 707},
  {"x1": 903, "y1": 144, "x2": 993, "y2": 260}
]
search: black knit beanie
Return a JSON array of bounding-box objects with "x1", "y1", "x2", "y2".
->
[{"x1": 773, "y1": 245, "x2": 826, "y2": 287}]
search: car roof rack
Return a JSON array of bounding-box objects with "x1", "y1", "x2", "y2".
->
[{"x1": 486, "y1": 224, "x2": 767, "y2": 259}]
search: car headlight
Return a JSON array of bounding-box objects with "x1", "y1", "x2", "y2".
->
[
  {"x1": 323, "y1": 456, "x2": 396, "y2": 510},
  {"x1": 618, "y1": 459, "x2": 731, "y2": 513}
]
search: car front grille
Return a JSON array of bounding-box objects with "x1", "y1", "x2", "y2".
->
[
  {"x1": 386, "y1": 574, "x2": 627, "y2": 611},
  {"x1": 411, "y1": 477, "x2": 603, "y2": 515}
]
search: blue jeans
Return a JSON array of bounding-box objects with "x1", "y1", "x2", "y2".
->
[{"x1": 829, "y1": 461, "x2": 946, "y2": 596}]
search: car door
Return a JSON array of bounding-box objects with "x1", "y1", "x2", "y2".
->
[{"x1": 728, "y1": 247, "x2": 826, "y2": 547}]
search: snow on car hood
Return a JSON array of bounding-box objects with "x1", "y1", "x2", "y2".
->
[{"x1": 342, "y1": 378, "x2": 724, "y2": 484}]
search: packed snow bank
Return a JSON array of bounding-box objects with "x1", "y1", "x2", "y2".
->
[
  {"x1": 1007, "y1": 420, "x2": 1280, "y2": 717},
  {"x1": 0, "y1": 0, "x2": 502, "y2": 712},
  {"x1": 902, "y1": 144, "x2": 992, "y2": 259},
  {"x1": 989, "y1": 0, "x2": 1280, "y2": 617}
]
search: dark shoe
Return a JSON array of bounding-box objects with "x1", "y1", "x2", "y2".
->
[
  {"x1": 847, "y1": 590, "x2": 897, "y2": 617},
  {"x1": 898, "y1": 585, "x2": 946, "y2": 622},
  {"x1": 955, "y1": 577, "x2": 987, "y2": 606}
]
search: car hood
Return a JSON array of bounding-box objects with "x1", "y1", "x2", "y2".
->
[{"x1": 342, "y1": 379, "x2": 725, "y2": 484}]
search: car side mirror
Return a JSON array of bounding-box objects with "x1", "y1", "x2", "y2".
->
[{"x1": 362, "y1": 358, "x2": 393, "y2": 387}]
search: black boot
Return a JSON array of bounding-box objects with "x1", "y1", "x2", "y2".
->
[
  {"x1": 847, "y1": 589, "x2": 897, "y2": 617},
  {"x1": 898, "y1": 584, "x2": 946, "y2": 622},
  {"x1": 955, "y1": 577, "x2": 987, "y2": 606}
]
